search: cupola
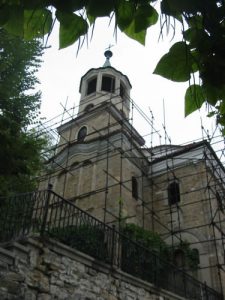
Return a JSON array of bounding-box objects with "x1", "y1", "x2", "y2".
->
[{"x1": 78, "y1": 50, "x2": 132, "y2": 118}]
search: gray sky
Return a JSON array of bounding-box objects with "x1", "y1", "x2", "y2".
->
[{"x1": 37, "y1": 17, "x2": 216, "y2": 147}]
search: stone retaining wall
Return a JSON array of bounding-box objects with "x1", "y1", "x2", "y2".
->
[{"x1": 0, "y1": 236, "x2": 184, "y2": 300}]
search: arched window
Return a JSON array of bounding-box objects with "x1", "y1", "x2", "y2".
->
[
  {"x1": 101, "y1": 75, "x2": 115, "y2": 93},
  {"x1": 192, "y1": 248, "x2": 200, "y2": 265},
  {"x1": 84, "y1": 103, "x2": 94, "y2": 112},
  {"x1": 168, "y1": 181, "x2": 180, "y2": 205},
  {"x1": 77, "y1": 126, "x2": 87, "y2": 142},
  {"x1": 174, "y1": 249, "x2": 185, "y2": 268},
  {"x1": 87, "y1": 77, "x2": 97, "y2": 95},
  {"x1": 132, "y1": 176, "x2": 138, "y2": 200}
]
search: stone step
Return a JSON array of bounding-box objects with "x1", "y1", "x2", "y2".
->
[
  {"x1": 0, "y1": 247, "x2": 15, "y2": 268},
  {"x1": 4, "y1": 241, "x2": 29, "y2": 262}
]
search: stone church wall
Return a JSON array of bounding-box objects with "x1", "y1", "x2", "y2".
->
[{"x1": 0, "y1": 237, "x2": 184, "y2": 300}]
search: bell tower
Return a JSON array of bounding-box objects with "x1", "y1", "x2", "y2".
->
[
  {"x1": 44, "y1": 50, "x2": 146, "y2": 226},
  {"x1": 78, "y1": 50, "x2": 132, "y2": 119}
]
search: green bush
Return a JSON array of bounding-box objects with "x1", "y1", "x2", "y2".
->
[{"x1": 49, "y1": 224, "x2": 108, "y2": 260}]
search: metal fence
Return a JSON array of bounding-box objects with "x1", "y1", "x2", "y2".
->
[{"x1": 0, "y1": 188, "x2": 223, "y2": 300}]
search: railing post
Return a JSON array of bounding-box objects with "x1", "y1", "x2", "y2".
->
[
  {"x1": 40, "y1": 184, "x2": 52, "y2": 236},
  {"x1": 204, "y1": 281, "x2": 209, "y2": 300}
]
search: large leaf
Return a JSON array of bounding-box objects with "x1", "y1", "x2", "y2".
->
[
  {"x1": 51, "y1": 0, "x2": 88, "y2": 12},
  {"x1": 24, "y1": 9, "x2": 53, "y2": 39},
  {"x1": 0, "y1": 5, "x2": 10, "y2": 26},
  {"x1": 154, "y1": 42, "x2": 193, "y2": 82},
  {"x1": 56, "y1": 10, "x2": 88, "y2": 49},
  {"x1": 123, "y1": 21, "x2": 146, "y2": 45},
  {"x1": 185, "y1": 84, "x2": 205, "y2": 116},
  {"x1": 134, "y1": 4, "x2": 158, "y2": 33},
  {"x1": 87, "y1": 0, "x2": 114, "y2": 17},
  {"x1": 119, "y1": 3, "x2": 158, "y2": 45},
  {"x1": 23, "y1": 0, "x2": 51, "y2": 10},
  {"x1": 116, "y1": 0, "x2": 135, "y2": 31},
  {"x1": 161, "y1": 0, "x2": 201, "y2": 16},
  {"x1": 3, "y1": 6, "x2": 23, "y2": 36}
]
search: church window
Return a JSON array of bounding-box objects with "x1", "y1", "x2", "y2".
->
[
  {"x1": 168, "y1": 181, "x2": 180, "y2": 205},
  {"x1": 174, "y1": 249, "x2": 185, "y2": 268},
  {"x1": 132, "y1": 176, "x2": 138, "y2": 200},
  {"x1": 87, "y1": 77, "x2": 97, "y2": 95},
  {"x1": 101, "y1": 75, "x2": 115, "y2": 93},
  {"x1": 77, "y1": 126, "x2": 87, "y2": 142},
  {"x1": 84, "y1": 103, "x2": 94, "y2": 112},
  {"x1": 216, "y1": 191, "x2": 224, "y2": 212},
  {"x1": 192, "y1": 248, "x2": 200, "y2": 265}
]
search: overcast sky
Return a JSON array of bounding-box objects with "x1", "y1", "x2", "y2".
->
[{"x1": 37, "y1": 16, "x2": 216, "y2": 147}]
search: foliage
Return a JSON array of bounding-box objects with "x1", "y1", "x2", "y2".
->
[
  {"x1": 121, "y1": 223, "x2": 171, "y2": 284},
  {"x1": 176, "y1": 241, "x2": 200, "y2": 271},
  {"x1": 49, "y1": 224, "x2": 108, "y2": 260},
  {"x1": 0, "y1": 28, "x2": 46, "y2": 196},
  {"x1": 0, "y1": 1, "x2": 225, "y2": 132},
  {"x1": 122, "y1": 223, "x2": 199, "y2": 271},
  {"x1": 122, "y1": 223, "x2": 169, "y2": 257}
]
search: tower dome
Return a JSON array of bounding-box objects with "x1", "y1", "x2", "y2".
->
[{"x1": 78, "y1": 51, "x2": 132, "y2": 118}]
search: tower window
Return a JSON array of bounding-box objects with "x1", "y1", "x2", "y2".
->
[
  {"x1": 87, "y1": 77, "x2": 97, "y2": 95},
  {"x1": 101, "y1": 75, "x2": 115, "y2": 93},
  {"x1": 132, "y1": 176, "x2": 138, "y2": 200},
  {"x1": 77, "y1": 126, "x2": 87, "y2": 142},
  {"x1": 120, "y1": 83, "x2": 126, "y2": 99},
  {"x1": 168, "y1": 181, "x2": 180, "y2": 205}
]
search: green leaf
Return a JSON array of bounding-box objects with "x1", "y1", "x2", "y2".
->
[
  {"x1": 116, "y1": 0, "x2": 135, "y2": 31},
  {"x1": 3, "y1": 6, "x2": 23, "y2": 36},
  {"x1": 185, "y1": 84, "x2": 205, "y2": 116},
  {"x1": 202, "y1": 84, "x2": 220, "y2": 106},
  {"x1": 51, "y1": 0, "x2": 88, "y2": 12},
  {"x1": 117, "y1": 3, "x2": 157, "y2": 45},
  {"x1": 123, "y1": 21, "x2": 146, "y2": 45},
  {"x1": 219, "y1": 101, "x2": 225, "y2": 114},
  {"x1": 24, "y1": 9, "x2": 53, "y2": 39},
  {"x1": 87, "y1": 0, "x2": 114, "y2": 17},
  {"x1": 56, "y1": 10, "x2": 88, "y2": 49},
  {"x1": 154, "y1": 42, "x2": 193, "y2": 82},
  {"x1": 0, "y1": 5, "x2": 10, "y2": 26},
  {"x1": 161, "y1": 0, "x2": 201, "y2": 16},
  {"x1": 134, "y1": 4, "x2": 158, "y2": 33},
  {"x1": 23, "y1": 0, "x2": 51, "y2": 10},
  {"x1": 87, "y1": 13, "x2": 95, "y2": 26}
]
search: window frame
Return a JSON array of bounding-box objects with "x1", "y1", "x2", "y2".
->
[
  {"x1": 101, "y1": 75, "x2": 115, "y2": 93},
  {"x1": 86, "y1": 77, "x2": 97, "y2": 95},
  {"x1": 168, "y1": 180, "x2": 180, "y2": 205},
  {"x1": 132, "y1": 176, "x2": 138, "y2": 200},
  {"x1": 77, "y1": 126, "x2": 87, "y2": 142}
]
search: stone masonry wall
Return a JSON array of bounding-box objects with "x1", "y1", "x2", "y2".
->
[{"x1": 0, "y1": 236, "x2": 185, "y2": 300}]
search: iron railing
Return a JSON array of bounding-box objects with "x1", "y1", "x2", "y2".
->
[{"x1": 0, "y1": 188, "x2": 223, "y2": 300}]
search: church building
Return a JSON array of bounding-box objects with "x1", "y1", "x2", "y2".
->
[{"x1": 40, "y1": 51, "x2": 225, "y2": 296}]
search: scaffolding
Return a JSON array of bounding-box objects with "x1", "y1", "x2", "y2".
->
[{"x1": 36, "y1": 89, "x2": 225, "y2": 296}]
